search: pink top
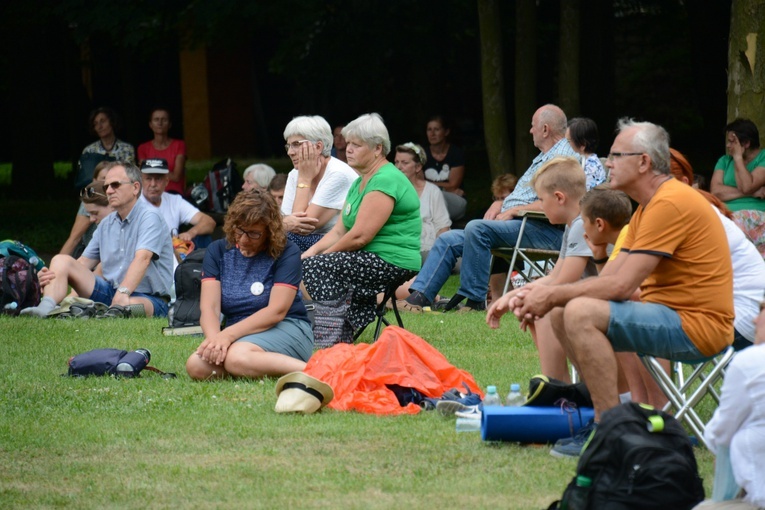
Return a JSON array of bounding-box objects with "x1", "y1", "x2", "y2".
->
[{"x1": 137, "y1": 139, "x2": 187, "y2": 194}]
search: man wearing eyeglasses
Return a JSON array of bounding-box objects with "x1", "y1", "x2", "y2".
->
[
  {"x1": 512, "y1": 119, "x2": 734, "y2": 457},
  {"x1": 21, "y1": 162, "x2": 174, "y2": 318},
  {"x1": 139, "y1": 158, "x2": 215, "y2": 250}
]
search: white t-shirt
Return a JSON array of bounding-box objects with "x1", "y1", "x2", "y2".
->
[
  {"x1": 715, "y1": 206, "x2": 765, "y2": 343},
  {"x1": 704, "y1": 343, "x2": 765, "y2": 507},
  {"x1": 140, "y1": 193, "x2": 199, "y2": 235},
  {"x1": 281, "y1": 157, "x2": 358, "y2": 235},
  {"x1": 419, "y1": 181, "x2": 451, "y2": 254}
]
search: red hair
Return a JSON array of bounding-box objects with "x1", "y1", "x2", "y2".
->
[{"x1": 669, "y1": 148, "x2": 694, "y2": 184}]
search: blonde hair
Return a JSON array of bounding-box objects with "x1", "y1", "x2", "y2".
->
[{"x1": 531, "y1": 157, "x2": 586, "y2": 201}]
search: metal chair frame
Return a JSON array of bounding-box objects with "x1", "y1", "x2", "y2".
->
[
  {"x1": 639, "y1": 346, "x2": 735, "y2": 450},
  {"x1": 353, "y1": 282, "x2": 405, "y2": 342},
  {"x1": 490, "y1": 210, "x2": 560, "y2": 295}
]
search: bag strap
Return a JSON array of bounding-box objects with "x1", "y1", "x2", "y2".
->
[{"x1": 143, "y1": 365, "x2": 177, "y2": 379}]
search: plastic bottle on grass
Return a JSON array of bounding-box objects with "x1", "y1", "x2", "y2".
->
[
  {"x1": 505, "y1": 383, "x2": 526, "y2": 406},
  {"x1": 455, "y1": 418, "x2": 481, "y2": 432},
  {"x1": 483, "y1": 385, "x2": 501, "y2": 407}
]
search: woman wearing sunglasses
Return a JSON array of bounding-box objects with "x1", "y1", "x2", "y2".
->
[
  {"x1": 59, "y1": 161, "x2": 111, "y2": 257},
  {"x1": 186, "y1": 189, "x2": 314, "y2": 381}
]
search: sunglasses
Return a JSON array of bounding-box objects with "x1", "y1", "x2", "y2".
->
[
  {"x1": 102, "y1": 180, "x2": 133, "y2": 192},
  {"x1": 80, "y1": 186, "x2": 107, "y2": 199}
]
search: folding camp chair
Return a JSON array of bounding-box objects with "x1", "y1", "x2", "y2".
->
[
  {"x1": 490, "y1": 210, "x2": 560, "y2": 294},
  {"x1": 639, "y1": 346, "x2": 735, "y2": 450}
]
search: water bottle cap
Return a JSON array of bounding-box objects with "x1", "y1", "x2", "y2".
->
[
  {"x1": 487, "y1": 385, "x2": 497, "y2": 393},
  {"x1": 511, "y1": 383, "x2": 521, "y2": 391},
  {"x1": 576, "y1": 475, "x2": 592, "y2": 487}
]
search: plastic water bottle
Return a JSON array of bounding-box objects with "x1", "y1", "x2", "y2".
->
[
  {"x1": 483, "y1": 385, "x2": 502, "y2": 407},
  {"x1": 505, "y1": 383, "x2": 526, "y2": 406},
  {"x1": 115, "y1": 349, "x2": 151, "y2": 377},
  {"x1": 455, "y1": 418, "x2": 481, "y2": 432}
]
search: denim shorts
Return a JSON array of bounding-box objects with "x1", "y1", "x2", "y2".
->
[
  {"x1": 235, "y1": 317, "x2": 314, "y2": 362},
  {"x1": 89, "y1": 276, "x2": 169, "y2": 318},
  {"x1": 607, "y1": 301, "x2": 709, "y2": 362}
]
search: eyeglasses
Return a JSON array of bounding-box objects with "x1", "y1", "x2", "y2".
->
[
  {"x1": 103, "y1": 180, "x2": 133, "y2": 192},
  {"x1": 234, "y1": 227, "x2": 263, "y2": 240},
  {"x1": 607, "y1": 152, "x2": 644, "y2": 161},
  {"x1": 80, "y1": 186, "x2": 106, "y2": 199},
  {"x1": 284, "y1": 140, "x2": 311, "y2": 152}
]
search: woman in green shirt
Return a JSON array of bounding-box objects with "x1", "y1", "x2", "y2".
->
[
  {"x1": 302, "y1": 113, "x2": 421, "y2": 343},
  {"x1": 711, "y1": 118, "x2": 765, "y2": 257}
]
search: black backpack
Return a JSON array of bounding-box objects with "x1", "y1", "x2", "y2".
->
[
  {"x1": 168, "y1": 248, "x2": 206, "y2": 328},
  {"x1": 1, "y1": 255, "x2": 41, "y2": 315},
  {"x1": 549, "y1": 402, "x2": 705, "y2": 510}
]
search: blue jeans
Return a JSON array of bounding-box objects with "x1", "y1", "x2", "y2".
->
[
  {"x1": 409, "y1": 218, "x2": 564, "y2": 302},
  {"x1": 89, "y1": 276, "x2": 169, "y2": 318}
]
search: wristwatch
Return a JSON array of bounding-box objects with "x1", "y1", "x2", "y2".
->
[{"x1": 117, "y1": 286, "x2": 131, "y2": 295}]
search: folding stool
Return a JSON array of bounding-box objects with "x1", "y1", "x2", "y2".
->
[
  {"x1": 639, "y1": 346, "x2": 735, "y2": 450},
  {"x1": 353, "y1": 280, "x2": 407, "y2": 342}
]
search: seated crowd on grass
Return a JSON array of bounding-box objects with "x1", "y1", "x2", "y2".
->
[{"x1": 12, "y1": 104, "x2": 765, "y2": 492}]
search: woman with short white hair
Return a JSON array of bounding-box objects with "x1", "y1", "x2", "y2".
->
[
  {"x1": 281, "y1": 115, "x2": 358, "y2": 251},
  {"x1": 302, "y1": 113, "x2": 421, "y2": 343},
  {"x1": 242, "y1": 163, "x2": 276, "y2": 191}
]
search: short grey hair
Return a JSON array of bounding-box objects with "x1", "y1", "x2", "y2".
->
[
  {"x1": 283, "y1": 115, "x2": 333, "y2": 157},
  {"x1": 342, "y1": 113, "x2": 391, "y2": 155},
  {"x1": 243, "y1": 163, "x2": 276, "y2": 188},
  {"x1": 617, "y1": 118, "x2": 671, "y2": 175},
  {"x1": 104, "y1": 161, "x2": 143, "y2": 191}
]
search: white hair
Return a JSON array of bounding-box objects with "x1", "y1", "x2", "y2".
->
[
  {"x1": 243, "y1": 164, "x2": 276, "y2": 188},
  {"x1": 341, "y1": 113, "x2": 391, "y2": 155},
  {"x1": 283, "y1": 115, "x2": 333, "y2": 157},
  {"x1": 616, "y1": 118, "x2": 671, "y2": 175}
]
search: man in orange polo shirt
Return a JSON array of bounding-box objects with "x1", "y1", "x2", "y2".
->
[{"x1": 510, "y1": 119, "x2": 734, "y2": 457}]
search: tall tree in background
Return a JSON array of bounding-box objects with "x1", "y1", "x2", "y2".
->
[
  {"x1": 727, "y1": 0, "x2": 765, "y2": 130},
  {"x1": 514, "y1": 0, "x2": 537, "y2": 175},
  {"x1": 558, "y1": 0, "x2": 581, "y2": 116},
  {"x1": 478, "y1": 0, "x2": 512, "y2": 179}
]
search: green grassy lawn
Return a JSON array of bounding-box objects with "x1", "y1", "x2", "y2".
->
[{"x1": 0, "y1": 283, "x2": 716, "y2": 509}]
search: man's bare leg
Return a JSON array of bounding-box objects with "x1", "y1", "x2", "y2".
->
[
  {"x1": 551, "y1": 297, "x2": 619, "y2": 421},
  {"x1": 20, "y1": 255, "x2": 96, "y2": 317}
]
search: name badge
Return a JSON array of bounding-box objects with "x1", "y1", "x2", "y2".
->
[{"x1": 250, "y1": 282, "x2": 264, "y2": 296}]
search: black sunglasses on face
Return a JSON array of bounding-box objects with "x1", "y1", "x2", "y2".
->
[{"x1": 103, "y1": 180, "x2": 133, "y2": 192}]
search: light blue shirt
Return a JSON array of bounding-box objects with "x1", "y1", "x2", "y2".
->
[
  {"x1": 83, "y1": 198, "x2": 174, "y2": 297},
  {"x1": 501, "y1": 138, "x2": 579, "y2": 212}
]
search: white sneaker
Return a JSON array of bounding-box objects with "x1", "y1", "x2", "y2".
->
[{"x1": 455, "y1": 407, "x2": 482, "y2": 420}]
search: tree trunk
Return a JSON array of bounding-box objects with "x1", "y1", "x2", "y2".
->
[
  {"x1": 6, "y1": 13, "x2": 55, "y2": 196},
  {"x1": 478, "y1": 0, "x2": 512, "y2": 179},
  {"x1": 727, "y1": 0, "x2": 765, "y2": 132},
  {"x1": 515, "y1": 0, "x2": 537, "y2": 176},
  {"x1": 558, "y1": 0, "x2": 581, "y2": 116}
]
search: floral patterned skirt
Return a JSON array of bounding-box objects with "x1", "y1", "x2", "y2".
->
[
  {"x1": 733, "y1": 209, "x2": 765, "y2": 258},
  {"x1": 303, "y1": 251, "x2": 417, "y2": 329}
]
